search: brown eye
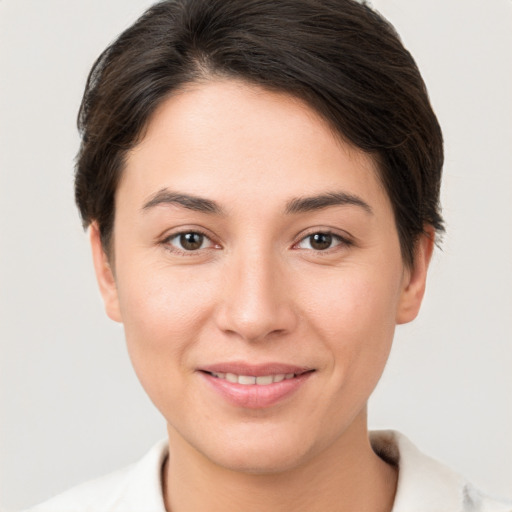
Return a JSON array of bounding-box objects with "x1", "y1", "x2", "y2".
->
[
  {"x1": 167, "y1": 232, "x2": 209, "y2": 251},
  {"x1": 180, "y1": 233, "x2": 204, "y2": 250},
  {"x1": 309, "y1": 233, "x2": 332, "y2": 250},
  {"x1": 296, "y1": 232, "x2": 345, "y2": 251}
]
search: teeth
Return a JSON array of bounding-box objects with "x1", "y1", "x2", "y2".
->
[
  {"x1": 238, "y1": 375, "x2": 256, "y2": 385},
  {"x1": 255, "y1": 375, "x2": 273, "y2": 385},
  {"x1": 211, "y1": 372, "x2": 296, "y2": 385}
]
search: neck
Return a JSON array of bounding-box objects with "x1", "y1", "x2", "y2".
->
[{"x1": 162, "y1": 411, "x2": 397, "y2": 512}]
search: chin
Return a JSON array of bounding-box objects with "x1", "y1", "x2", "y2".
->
[
  {"x1": 189, "y1": 420, "x2": 320, "y2": 475},
  {"x1": 211, "y1": 442, "x2": 311, "y2": 475}
]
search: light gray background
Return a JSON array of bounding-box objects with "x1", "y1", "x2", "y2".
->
[{"x1": 1, "y1": 0, "x2": 511, "y2": 510}]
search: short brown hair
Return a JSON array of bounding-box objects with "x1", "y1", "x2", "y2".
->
[{"x1": 75, "y1": 0, "x2": 444, "y2": 266}]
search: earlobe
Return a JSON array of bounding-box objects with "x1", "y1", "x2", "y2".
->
[
  {"x1": 396, "y1": 228, "x2": 435, "y2": 325},
  {"x1": 89, "y1": 223, "x2": 123, "y2": 323}
]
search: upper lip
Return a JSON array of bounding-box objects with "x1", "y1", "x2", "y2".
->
[{"x1": 199, "y1": 362, "x2": 314, "y2": 377}]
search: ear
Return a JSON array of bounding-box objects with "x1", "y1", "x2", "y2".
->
[
  {"x1": 396, "y1": 227, "x2": 435, "y2": 325},
  {"x1": 89, "y1": 222, "x2": 122, "y2": 323}
]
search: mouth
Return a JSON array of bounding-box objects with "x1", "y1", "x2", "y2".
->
[
  {"x1": 204, "y1": 371, "x2": 307, "y2": 385},
  {"x1": 198, "y1": 363, "x2": 315, "y2": 409}
]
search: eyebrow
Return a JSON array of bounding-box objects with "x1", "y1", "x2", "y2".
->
[
  {"x1": 285, "y1": 192, "x2": 373, "y2": 215},
  {"x1": 142, "y1": 189, "x2": 223, "y2": 214},
  {"x1": 141, "y1": 188, "x2": 372, "y2": 216}
]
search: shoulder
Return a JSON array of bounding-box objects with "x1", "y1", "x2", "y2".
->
[
  {"x1": 370, "y1": 430, "x2": 512, "y2": 512},
  {"x1": 25, "y1": 466, "x2": 131, "y2": 512},
  {"x1": 24, "y1": 440, "x2": 168, "y2": 512}
]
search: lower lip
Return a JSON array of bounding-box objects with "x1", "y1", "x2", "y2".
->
[{"x1": 200, "y1": 372, "x2": 313, "y2": 409}]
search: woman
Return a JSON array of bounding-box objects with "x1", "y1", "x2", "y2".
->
[{"x1": 21, "y1": 0, "x2": 511, "y2": 510}]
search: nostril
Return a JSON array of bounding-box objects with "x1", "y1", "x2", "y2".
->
[{"x1": 213, "y1": 269, "x2": 298, "y2": 341}]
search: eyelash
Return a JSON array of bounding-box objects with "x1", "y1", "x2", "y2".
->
[
  {"x1": 161, "y1": 229, "x2": 219, "y2": 256},
  {"x1": 293, "y1": 230, "x2": 353, "y2": 253},
  {"x1": 160, "y1": 229, "x2": 353, "y2": 256}
]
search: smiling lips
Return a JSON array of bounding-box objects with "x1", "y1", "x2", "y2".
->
[
  {"x1": 210, "y1": 372, "x2": 297, "y2": 385},
  {"x1": 199, "y1": 363, "x2": 314, "y2": 409}
]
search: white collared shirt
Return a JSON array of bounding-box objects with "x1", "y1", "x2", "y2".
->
[{"x1": 26, "y1": 431, "x2": 512, "y2": 512}]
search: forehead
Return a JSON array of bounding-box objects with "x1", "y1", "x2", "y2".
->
[{"x1": 119, "y1": 79, "x2": 389, "y2": 215}]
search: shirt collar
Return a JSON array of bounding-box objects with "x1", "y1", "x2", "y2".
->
[{"x1": 371, "y1": 430, "x2": 467, "y2": 512}]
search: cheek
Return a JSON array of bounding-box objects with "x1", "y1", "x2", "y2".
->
[
  {"x1": 114, "y1": 259, "x2": 217, "y2": 394},
  {"x1": 301, "y1": 263, "x2": 403, "y2": 376}
]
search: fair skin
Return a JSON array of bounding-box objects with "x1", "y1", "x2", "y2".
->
[{"x1": 90, "y1": 79, "x2": 433, "y2": 512}]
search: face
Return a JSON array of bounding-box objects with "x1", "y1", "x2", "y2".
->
[{"x1": 91, "y1": 80, "x2": 431, "y2": 473}]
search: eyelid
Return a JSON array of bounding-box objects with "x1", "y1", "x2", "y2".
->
[
  {"x1": 160, "y1": 227, "x2": 221, "y2": 255},
  {"x1": 292, "y1": 229, "x2": 354, "y2": 252},
  {"x1": 158, "y1": 226, "x2": 353, "y2": 255}
]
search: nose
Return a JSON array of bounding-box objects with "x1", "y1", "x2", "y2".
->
[{"x1": 214, "y1": 251, "x2": 298, "y2": 343}]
